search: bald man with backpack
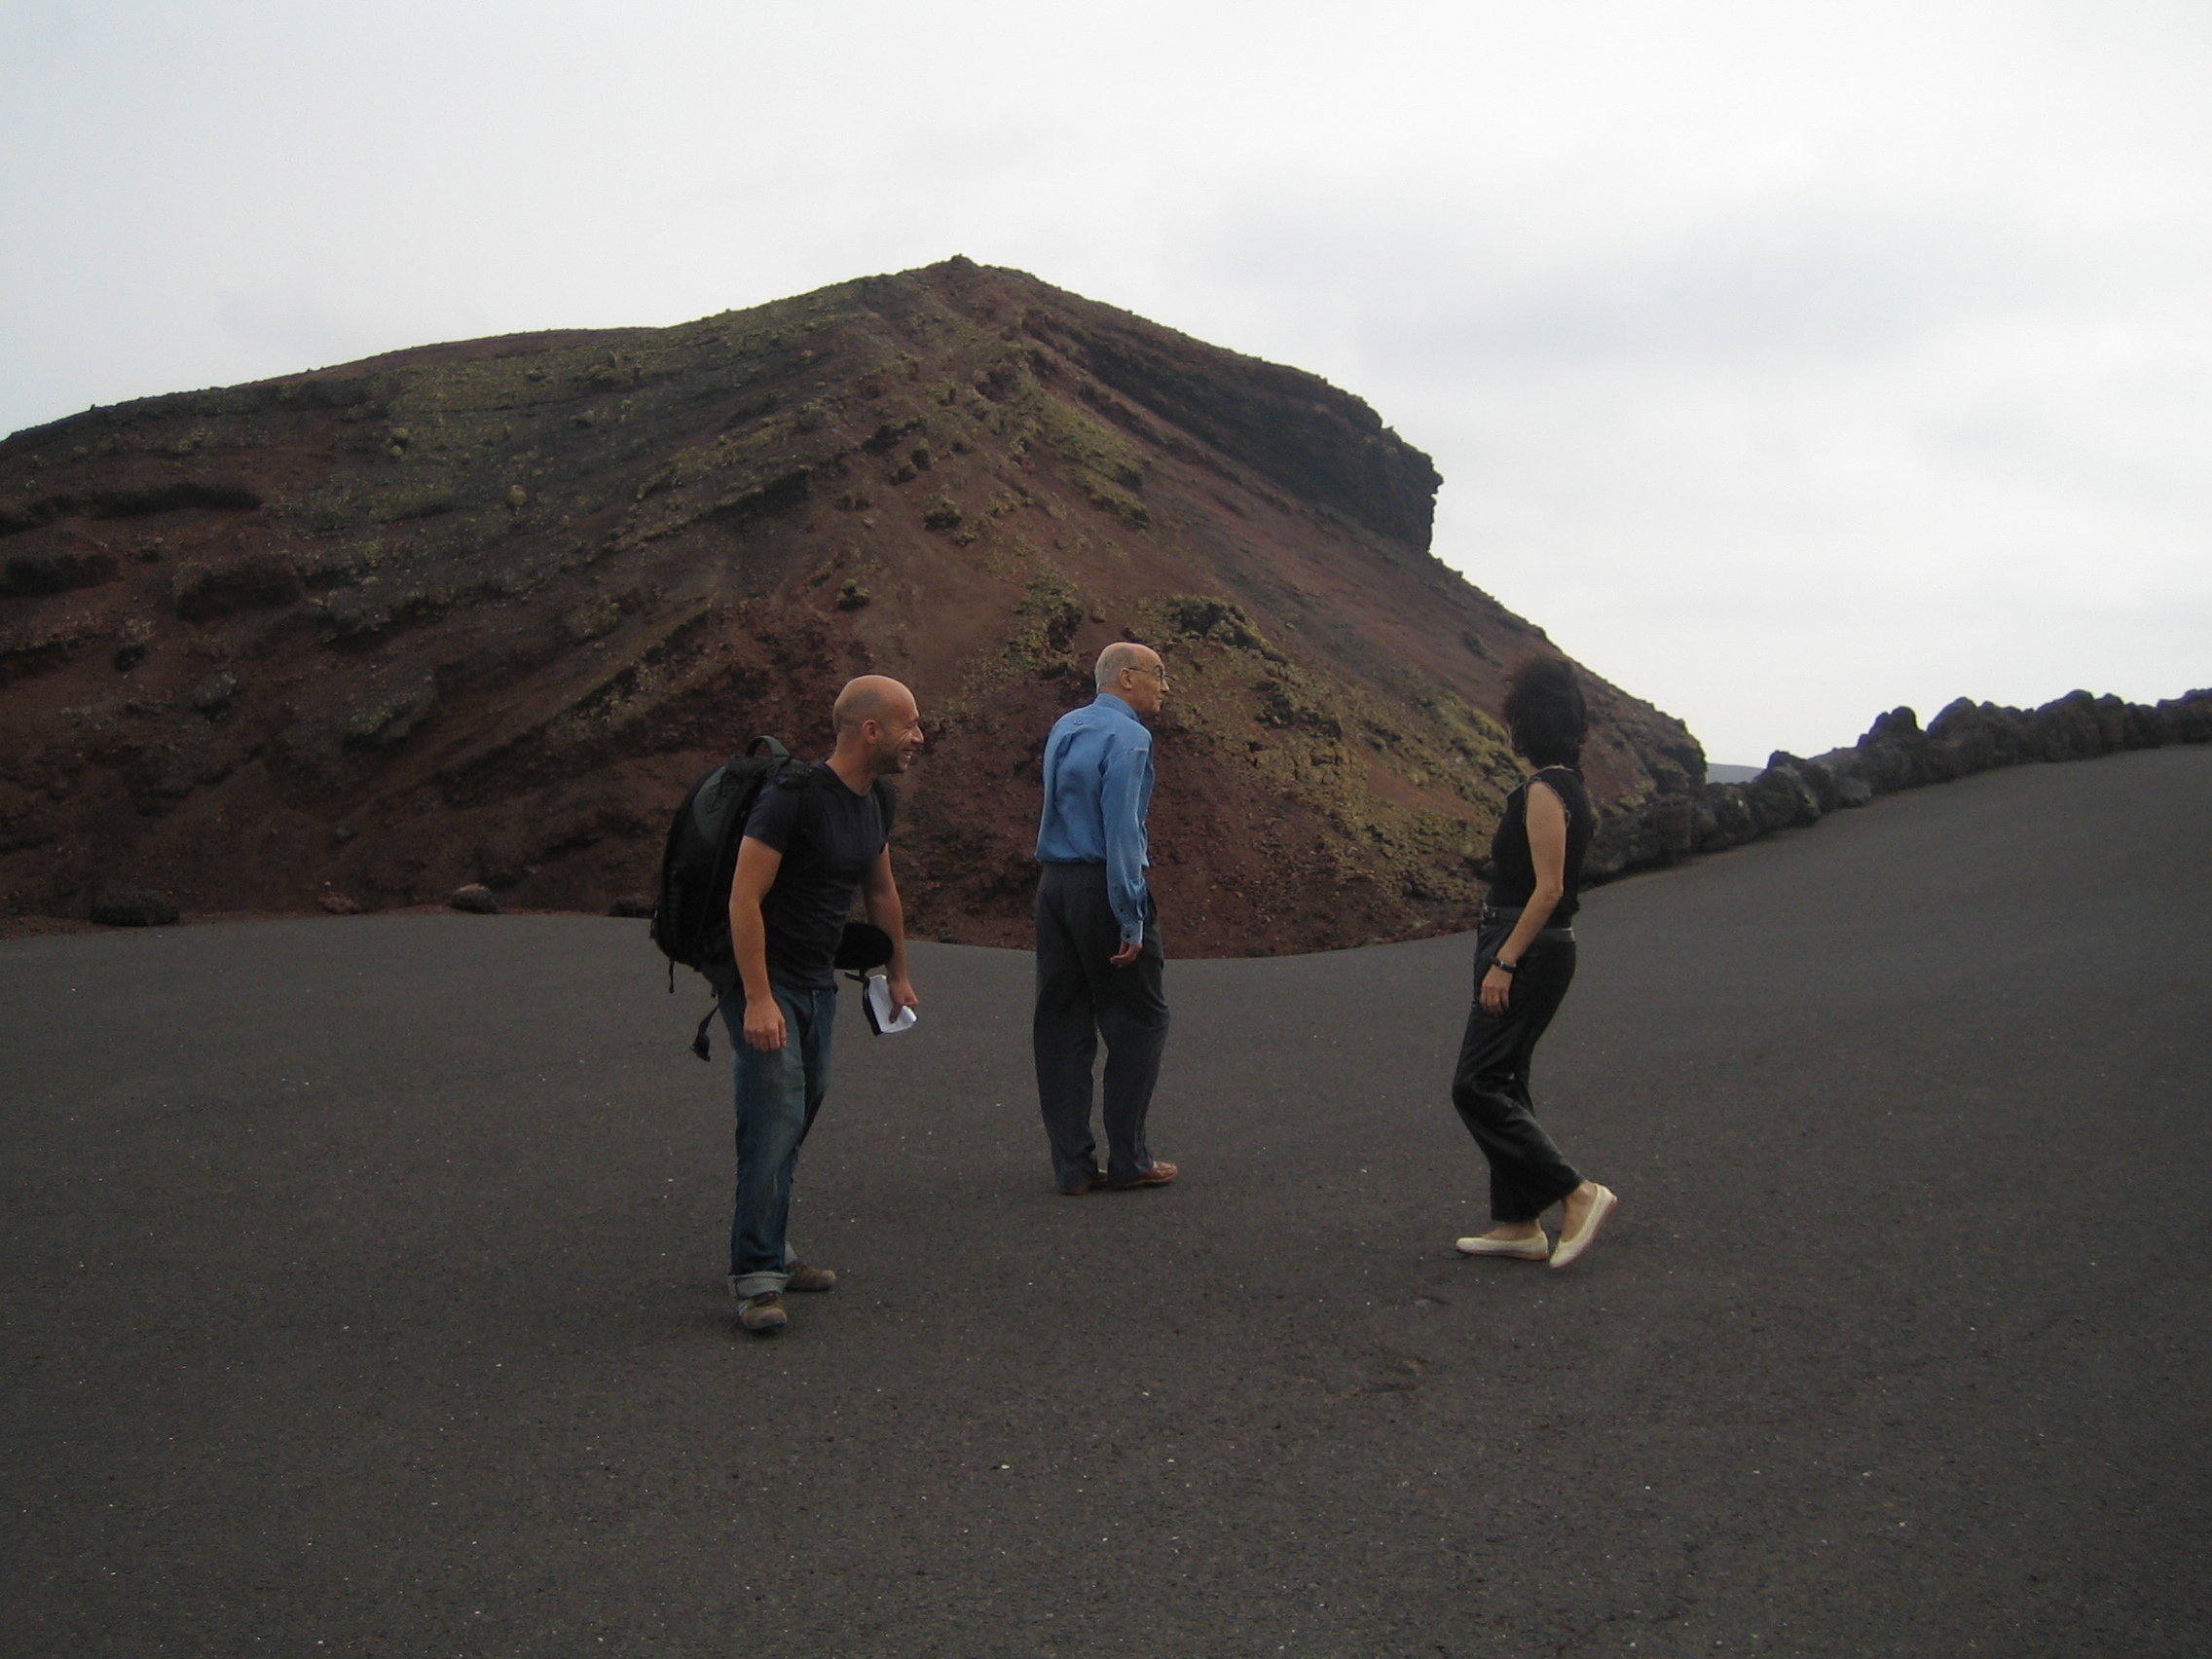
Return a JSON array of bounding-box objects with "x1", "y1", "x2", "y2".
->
[{"x1": 719, "y1": 676, "x2": 923, "y2": 1334}]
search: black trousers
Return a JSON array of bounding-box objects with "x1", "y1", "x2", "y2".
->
[
  {"x1": 1033, "y1": 862, "x2": 1169, "y2": 1191},
  {"x1": 1450, "y1": 921, "x2": 1584, "y2": 1223}
]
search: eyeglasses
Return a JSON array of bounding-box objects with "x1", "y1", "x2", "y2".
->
[{"x1": 1126, "y1": 665, "x2": 1169, "y2": 688}]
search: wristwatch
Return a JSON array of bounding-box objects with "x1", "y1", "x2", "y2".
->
[{"x1": 1489, "y1": 956, "x2": 1519, "y2": 975}]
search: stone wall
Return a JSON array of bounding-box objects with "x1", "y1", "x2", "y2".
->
[{"x1": 1584, "y1": 688, "x2": 2212, "y2": 883}]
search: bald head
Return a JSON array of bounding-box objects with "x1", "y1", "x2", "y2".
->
[
  {"x1": 829, "y1": 675, "x2": 924, "y2": 779},
  {"x1": 1094, "y1": 642, "x2": 1158, "y2": 692},
  {"x1": 833, "y1": 675, "x2": 913, "y2": 734},
  {"x1": 1093, "y1": 641, "x2": 1166, "y2": 719}
]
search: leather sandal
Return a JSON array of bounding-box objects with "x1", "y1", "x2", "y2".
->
[{"x1": 1455, "y1": 1230, "x2": 1551, "y2": 1260}]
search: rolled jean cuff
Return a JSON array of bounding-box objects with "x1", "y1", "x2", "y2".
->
[{"x1": 733, "y1": 1269, "x2": 790, "y2": 1300}]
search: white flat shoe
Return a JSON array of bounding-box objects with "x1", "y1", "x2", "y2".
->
[
  {"x1": 1549, "y1": 1184, "x2": 1617, "y2": 1270},
  {"x1": 1455, "y1": 1230, "x2": 1551, "y2": 1261}
]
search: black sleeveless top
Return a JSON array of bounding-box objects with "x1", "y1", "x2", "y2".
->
[{"x1": 1485, "y1": 766, "x2": 1593, "y2": 923}]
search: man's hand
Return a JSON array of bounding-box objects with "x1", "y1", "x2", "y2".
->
[
  {"x1": 884, "y1": 974, "x2": 920, "y2": 1014},
  {"x1": 1110, "y1": 936, "x2": 1142, "y2": 968},
  {"x1": 742, "y1": 994, "x2": 788, "y2": 1051}
]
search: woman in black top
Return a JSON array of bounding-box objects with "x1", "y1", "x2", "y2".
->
[{"x1": 1450, "y1": 657, "x2": 1618, "y2": 1269}]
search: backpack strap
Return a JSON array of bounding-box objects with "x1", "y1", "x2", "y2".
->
[{"x1": 761, "y1": 760, "x2": 829, "y2": 858}]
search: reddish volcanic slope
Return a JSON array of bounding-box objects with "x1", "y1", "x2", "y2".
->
[{"x1": 0, "y1": 259, "x2": 1703, "y2": 952}]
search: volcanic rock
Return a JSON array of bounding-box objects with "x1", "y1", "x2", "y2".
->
[
  {"x1": 88, "y1": 887, "x2": 179, "y2": 927},
  {"x1": 448, "y1": 884, "x2": 499, "y2": 915},
  {"x1": 4, "y1": 543, "x2": 120, "y2": 598},
  {"x1": 0, "y1": 259, "x2": 1706, "y2": 951},
  {"x1": 188, "y1": 670, "x2": 239, "y2": 716},
  {"x1": 1578, "y1": 685, "x2": 2212, "y2": 886}
]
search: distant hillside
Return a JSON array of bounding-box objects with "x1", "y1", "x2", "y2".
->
[{"x1": 0, "y1": 258, "x2": 1703, "y2": 951}]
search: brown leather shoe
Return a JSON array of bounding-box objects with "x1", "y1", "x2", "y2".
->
[
  {"x1": 736, "y1": 1291, "x2": 788, "y2": 1334},
  {"x1": 1105, "y1": 1160, "x2": 1178, "y2": 1190},
  {"x1": 1059, "y1": 1168, "x2": 1106, "y2": 1196},
  {"x1": 784, "y1": 1262, "x2": 837, "y2": 1293}
]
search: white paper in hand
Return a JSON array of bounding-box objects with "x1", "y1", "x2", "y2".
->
[{"x1": 864, "y1": 974, "x2": 917, "y2": 1035}]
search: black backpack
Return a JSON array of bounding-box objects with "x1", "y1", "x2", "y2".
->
[
  {"x1": 648, "y1": 737, "x2": 898, "y2": 1059},
  {"x1": 650, "y1": 736, "x2": 811, "y2": 1055}
]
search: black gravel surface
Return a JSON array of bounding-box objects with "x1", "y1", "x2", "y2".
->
[{"x1": 6, "y1": 746, "x2": 2209, "y2": 1658}]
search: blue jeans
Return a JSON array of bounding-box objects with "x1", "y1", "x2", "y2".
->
[{"x1": 720, "y1": 983, "x2": 836, "y2": 1297}]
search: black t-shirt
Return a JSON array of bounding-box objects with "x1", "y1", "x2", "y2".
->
[
  {"x1": 1486, "y1": 765, "x2": 1594, "y2": 923},
  {"x1": 743, "y1": 763, "x2": 893, "y2": 991}
]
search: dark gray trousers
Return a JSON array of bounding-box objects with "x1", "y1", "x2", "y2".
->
[
  {"x1": 1450, "y1": 921, "x2": 1584, "y2": 1223},
  {"x1": 1033, "y1": 862, "x2": 1169, "y2": 1191}
]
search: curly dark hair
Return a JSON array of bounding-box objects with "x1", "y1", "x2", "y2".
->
[{"x1": 1501, "y1": 655, "x2": 1587, "y2": 767}]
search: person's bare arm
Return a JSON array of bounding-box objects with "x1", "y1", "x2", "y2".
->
[
  {"x1": 860, "y1": 846, "x2": 919, "y2": 1014},
  {"x1": 1480, "y1": 781, "x2": 1568, "y2": 1015},
  {"x1": 728, "y1": 835, "x2": 787, "y2": 1050}
]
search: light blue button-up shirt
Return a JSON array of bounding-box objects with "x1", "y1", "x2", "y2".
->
[{"x1": 1035, "y1": 692, "x2": 1155, "y2": 946}]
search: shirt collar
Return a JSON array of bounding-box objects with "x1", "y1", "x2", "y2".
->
[{"x1": 1092, "y1": 692, "x2": 1140, "y2": 720}]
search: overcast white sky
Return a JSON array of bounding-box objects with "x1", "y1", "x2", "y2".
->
[{"x1": 4, "y1": 0, "x2": 2206, "y2": 763}]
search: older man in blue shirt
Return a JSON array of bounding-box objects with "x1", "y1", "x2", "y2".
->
[{"x1": 1033, "y1": 641, "x2": 1178, "y2": 1195}]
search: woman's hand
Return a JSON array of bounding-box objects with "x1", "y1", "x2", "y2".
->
[
  {"x1": 1480, "y1": 963, "x2": 1515, "y2": 1014},
  {"x1": 1478, "y1": 776, "x2": 1565, "y2": 1017}
]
